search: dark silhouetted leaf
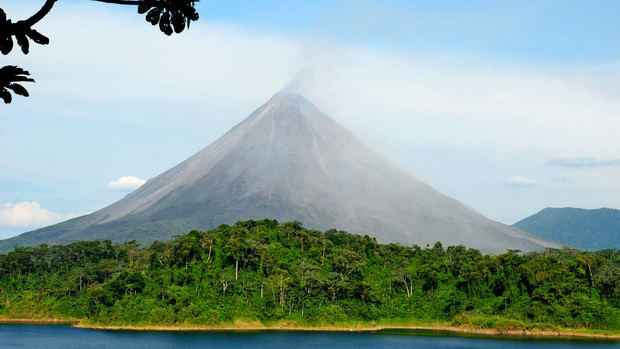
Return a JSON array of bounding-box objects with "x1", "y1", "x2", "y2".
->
[
  {"x1": 9, "y1": 76, "x2": 35, "y2": 83},
  {"x1": 6, "y1": 83, "x2": 29, "y2": 97},
  {"x1": 0, "y1": 65, "x2": 29, "y2": 76},
  {"x1": 159, "y1": 12, "x2": 173, "y2": 36},
  {"x1": 16, "y1": 34, "x2": 29, "y2": 54},
  {"x1": 26, "y1": 29, "x2": 49, "y2": 45},
  {"x1": 187, "y1": 7, "x2": 199, "y2": 21},
  {"x1": 0, "y1": 36, "x2": 13, "y2": 55},
  {"x1": 171, "y1": 11, "x2": 185, "y2": 34},
  {"x1": 146, "y1": 8, "x2": 162, "y2": 25},
  {"x1": 0, "y1": 90, "x2": 12, "y2": 104},
  {"x1": 132, "y1": 1, "x2": 200, "y2": 35},
  {"x1": 1, "y1": 65, "x2": 35, "y2": 104}
]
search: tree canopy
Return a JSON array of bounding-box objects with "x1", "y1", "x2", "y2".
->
[{"x1": 1, "y1": 219, "x2": 618, "y2": 331}]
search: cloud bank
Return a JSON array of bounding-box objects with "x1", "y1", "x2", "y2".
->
[
  {"x1": 547, "y1": 155, "x2": 620, "y2": 168},
  {"x1": 107, "y1": 176, "x2": 146, "y2": 190},
  {"x1": 4, "y1": 0, "x2": 619, "y2": 160},
  {"x1": 505, "y1": 176, "x2": 534, "y2": 188},
  {"x1": 0, "y1": 202, "x2": 69, "y2": 227}
]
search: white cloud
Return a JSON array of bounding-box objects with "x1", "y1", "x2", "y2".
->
[
  {"x1": 547, "y1": 155, "x2": 620, "y2": 168},
  {"x1": 0, "y1": 202, "x2": 70, "y2": 227},
  {"x1": 506, "y1": 176, "x2": 534, "y2": 187},
  {"x1": 107, "y1": 176, "x2": 146, "y2": 190},
  {"x1": 5, "y1": 0, "x2": 620, "y2": 159}
]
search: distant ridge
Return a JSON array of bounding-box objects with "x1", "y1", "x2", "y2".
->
[
  {"x1": 513, "y1": 207, "x2": 620, "y2": 251},
  {"x1": 0, "y1": 92, "x2": 560, "y2": 253}
]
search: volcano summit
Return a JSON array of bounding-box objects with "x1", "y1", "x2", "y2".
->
[{"x1": 0, "y1": 92, "x2": 560, "y2": 253}]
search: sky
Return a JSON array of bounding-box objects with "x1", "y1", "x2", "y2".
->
[{"x1": 1, "y1": 0, "x2": 620, "y2": 239}]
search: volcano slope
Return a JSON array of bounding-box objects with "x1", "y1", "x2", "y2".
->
[{"x1": 0, "y1": 92, "x2": 560, "y2": 253}]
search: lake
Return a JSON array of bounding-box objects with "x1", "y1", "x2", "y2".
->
[{"x1": 0, "y1": 325, "x2": 617, "y2": 349}]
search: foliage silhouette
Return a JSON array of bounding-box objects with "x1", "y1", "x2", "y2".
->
[
  {"x1": 0, "y1": 66, "x2": 34, "y2": 104},
  {"x1": 0, "y1": 0, "x2": 199, "y2": 104}
]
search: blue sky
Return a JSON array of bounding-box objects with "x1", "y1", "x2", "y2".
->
[
  {"x1": 198, "y1": 0, "x2": 620, "y2": 64},
  {"x1": 1, "y1": 0, "x2": 620, "y2": 238}
]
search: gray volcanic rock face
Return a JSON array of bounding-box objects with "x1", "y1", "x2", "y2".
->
[{"x1": 0, "y1": 92, "x2": 561, "y2": 253}]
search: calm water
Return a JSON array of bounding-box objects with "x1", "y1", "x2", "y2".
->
[{"x1": 0, "y1": 325, "x2": 618, "y2": 349}]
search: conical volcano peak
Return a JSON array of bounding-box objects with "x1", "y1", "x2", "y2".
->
[
  {"x1": 259, "y1": 91, "x2": 325, "y2": 122},
  {"x1": 272, "y1": 90, "x2": 306, "y2": 103},
  {"x1": 262, "y1": 91, "x2": 308, "y2": 110},
  {"x1": 0, "y1": 92, "x2": 562, "y2": 253},
  {"x1": 236, "y1": 91, "x2": 338, "y2": 143}
]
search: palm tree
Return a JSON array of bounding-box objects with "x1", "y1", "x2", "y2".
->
[{"x1": 0, "y1": 66, "x2": 34, "y2": 104}]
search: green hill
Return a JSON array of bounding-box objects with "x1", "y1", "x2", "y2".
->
[{"x1": 513, "y1": 207, "x2": 620, "y2": 251}]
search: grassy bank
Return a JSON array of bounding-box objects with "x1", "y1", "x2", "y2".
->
[
  {"x1": 2, "y1": 313, "x2": 618, "y2": 339},
  {"x1": 1, "y1": 313, "x2": 618, "y2": 340},
  {"x1": 2, "y1": 316, "x2": 615, "y2": 339},
  {"x1": 0, "y1": 317, "x2": 78, "y2": 325},
  {"x1": 74, "y1": 317, "x2": 620, "y2": 339}
]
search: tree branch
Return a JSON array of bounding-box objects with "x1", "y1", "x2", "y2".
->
[
  {"x1": 17, "y1": 0, "x2": 57, "y2": 29},
  {"x1": 92, "y1": 0, "x2": 200, "y2": 5},
  {"x1": 92, "y1": 0, "x2": 143, "y2": 5}
]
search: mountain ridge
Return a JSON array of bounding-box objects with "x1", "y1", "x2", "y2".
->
[{"x1": 513, "y1": 207, "x2": 620, "y2": 251}]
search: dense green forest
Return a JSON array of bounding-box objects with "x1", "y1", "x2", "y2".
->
[{"x1": 0, "y1": 219, "x2": 618, "y2": 331}]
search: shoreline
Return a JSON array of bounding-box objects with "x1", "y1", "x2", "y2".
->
[
  {"x1": 1, "y1": 318, "x2": 618, "y2": 340},
  {"x1": 67, "y1": 321, "x2": 620, "y2": 340},
  {"x1": 0, "y1": 318, "x2": 79, "y2": 325}
]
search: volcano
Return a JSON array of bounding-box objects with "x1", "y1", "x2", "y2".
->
[{"x1": 0, "y1": 92, "x2": 560, "y2": 253}]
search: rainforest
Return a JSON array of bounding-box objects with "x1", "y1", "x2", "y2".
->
[{"x1": 0, "y1": 219, "x2": 618, "y2": 334}]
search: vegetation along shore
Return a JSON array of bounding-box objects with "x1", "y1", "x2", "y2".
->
[{"x1": 1, "y1": 220, "x2": 618, "y2": 339}]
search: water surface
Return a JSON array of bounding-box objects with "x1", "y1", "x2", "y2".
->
[{"x1": 0, "y1": 325, "x2": 617, "y2": 349}]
